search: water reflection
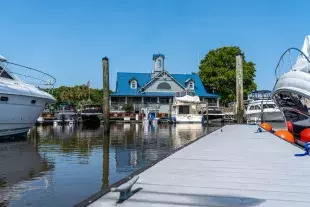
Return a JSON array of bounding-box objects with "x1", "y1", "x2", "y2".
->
[{"x1": 0, "y1": 122, "x2": 223, "y2": 207}]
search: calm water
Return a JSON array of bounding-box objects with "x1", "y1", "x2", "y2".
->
[{"x1": 0, "y1": 122, "x2": 224, "y2": 207}]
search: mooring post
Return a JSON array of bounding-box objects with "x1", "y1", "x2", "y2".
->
[
  {"x1": 168, "y1": 98, "x2": 172, "y2": 119},
  {"x1": 102, "y1": 57, "x2": 110, "y2": 133},
  {"x1": 102, "y1": 132, "x2": 110, "y2": 189},
  {"x1": 236, "y1": 54, "x2": 244, "y2": 124},
  {"x1": 205, "y1": 99, "x2": 209, "y2": 124},
  {"x1": 260, "y1": 93, "x2": 264, "y2": 123}
]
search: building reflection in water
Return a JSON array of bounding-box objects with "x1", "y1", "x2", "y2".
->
[{"x1": 0, "y1": 122, "x2": 223, "y2": 207}]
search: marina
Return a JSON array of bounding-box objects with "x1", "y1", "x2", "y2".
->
[
  {"x1": 2, "y1": 2, "x2": 310, "y2": 206},
  {"x1": 86, "y1": 124, "x2": 310, "y2": 207}
]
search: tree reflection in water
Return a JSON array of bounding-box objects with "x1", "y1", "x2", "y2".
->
[{"x1": 1, "y1": 122, "x2": 223, "y2": 207}]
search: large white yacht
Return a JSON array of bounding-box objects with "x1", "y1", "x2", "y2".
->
[
  {"x1": 272, "y1": 35, "x2": 310, "y2": 144},
  {"x1": 0, "y1": 55, "x2": 56, "y2": 138}
]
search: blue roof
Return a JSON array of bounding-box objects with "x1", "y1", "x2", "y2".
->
[
  {"x1": 111, "y1": 72, "x2": 219, "y2": 98},
  {"x1": 152, "y1": 54, "x2": 165, "y2": 60}
]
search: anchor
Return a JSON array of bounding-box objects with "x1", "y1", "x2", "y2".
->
[
  {"x1": 111, "y1": 175, "x2": 140, "y2": 203},
  {"x1": 295, "y1": 143, "x2": 310, "y2": 157}
]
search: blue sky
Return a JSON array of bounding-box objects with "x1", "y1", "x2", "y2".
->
[{"x1": 2, "y1": 0, "x2": 309, "y2": 91}]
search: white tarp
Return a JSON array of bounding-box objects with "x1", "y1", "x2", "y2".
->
[
  {"x1": 175, "y1": 95, "x2": 200, "y2": 104},
  {"x1": 292, "y1": 35, "x2": 310, "y2": 72}
]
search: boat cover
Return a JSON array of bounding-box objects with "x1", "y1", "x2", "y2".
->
[
  {"x1": 175, "y1": 95, "x2": 200, "y2": 104},
  {"x1": 292, "y1": 35, "x2": 310, "y2": 72}
]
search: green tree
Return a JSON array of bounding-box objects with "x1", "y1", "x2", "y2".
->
[{"x1": 198, "y1": 46, "x2": 257, "y2": 105}]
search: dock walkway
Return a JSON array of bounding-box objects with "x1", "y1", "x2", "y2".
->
[{"x1": 89, "y1": 125, "x2": 310, "y2": 207}]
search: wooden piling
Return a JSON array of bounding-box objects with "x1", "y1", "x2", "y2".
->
[
  {"x1": 168, "y1": 98, "x2": 172, "y2": 118},
  {"x1": 205, "y1": 99, "x2": 209, "y2": 124},
  {"x1": 102, "y1": 57, "x2": 110, "y2": 133},
  {"x1": 102, "y1": 133, "x2": 110, "y2": 189},
  {"x1": 235, "y1": 55, "x2": 244, "y2": 124}
]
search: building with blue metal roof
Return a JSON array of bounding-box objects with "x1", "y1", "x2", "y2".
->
[{"x1": 110, "y1": 54, "x2": 220, "y2": 113}]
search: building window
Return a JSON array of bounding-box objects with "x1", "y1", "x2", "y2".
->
[
  {"x1": 131, "y1": 80, "x2": 137, "y2": 89},
  {"x1": 157, "y1": 82, "x2": 171, "y2": 90},
  {"x1": 179, "y1": 106, "x2": 189, "y2": 114},
  {"x1": 157, "y1": 59, "x2": 161, "y2": 68},
  {"x1": 188, "y1": 81, "x2": 194, "y2": 90}
]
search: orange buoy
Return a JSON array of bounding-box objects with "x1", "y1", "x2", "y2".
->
[
  {"x1": 260, "y1": 122, "x2": 272, "y2": 132},
  {"x1": 300, "y1": 128, "x2": 310, "y2": 142},
  {"x1": 286, "y1": 121, "x2": 294, "y2": 133},
  {"x1": 274, "y1": 129, "x2": 295, "y2": 143},
  {"x1": 274, "y1": 130, "x2": 295, "y2": 143}
]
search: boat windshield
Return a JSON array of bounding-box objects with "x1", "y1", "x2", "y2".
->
[
  {"x1": 0, "y1": 66, "x2": 14, "y2": 80},
  {"x1": 263, "y1": 104, "x2": 276, "y2": 109}
]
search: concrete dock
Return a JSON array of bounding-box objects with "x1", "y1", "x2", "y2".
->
[{"x1": 89, "y1": 124, "x2": 310, "y2": 207}]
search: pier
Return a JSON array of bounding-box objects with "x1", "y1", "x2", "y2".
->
[{"x1": 85, "y1": 124, "x2": 310, "y2": 207}]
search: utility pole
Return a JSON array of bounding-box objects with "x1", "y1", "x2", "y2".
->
[
  {"x1": 102, "y1": 57, "x2": 110, "y2": 133},
  {"x1": 236, "y1": 54, "x2": 244, "y2": 124}
]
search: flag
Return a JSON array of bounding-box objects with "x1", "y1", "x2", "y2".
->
[{"x1": 86, "y1": 81, "x2": 90, "y2": 87}]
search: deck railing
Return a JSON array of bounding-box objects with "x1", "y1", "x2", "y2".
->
[{"x1": 1, "y1": 61, "x2": 56, "y2": 91}]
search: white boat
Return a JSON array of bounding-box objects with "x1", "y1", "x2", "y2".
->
[
  {"x1": 0, "y1": 55, "x2": 56, "y2": 138},
  {"x1": 272, "y1": 35, "x2": 310, "y2": 143},
  {"x1": 172, "y1": 90, "x2": 203, "y2": 123},
  {"x1": 244, "y1": 99, "x2": 284, "y2": 122}
]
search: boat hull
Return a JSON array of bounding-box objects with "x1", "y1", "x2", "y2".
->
[
  {"x1": 172, "y1": 114, "x2": 203, "y2": 123},
  {"x1": 0, "y1": 93, "x2": 51, "y2": 138},
  {"x1": 245, "y1": 111, "x2": 284, "y2": 122}
]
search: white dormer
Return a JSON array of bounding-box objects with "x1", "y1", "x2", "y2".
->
[
  {"x1": 188, "y1": 81, "x2": 194, "y2": 90},
  {"x1": 130, "y1": 78, "x2": 137, "y2": 89},
  {"x1": 185, "y1": 78, "x2": 195, "y2": 90}
]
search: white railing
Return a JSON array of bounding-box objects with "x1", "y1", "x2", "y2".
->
[{"x1": 1, "y1": 61, "x2": 56, "y2": 91}]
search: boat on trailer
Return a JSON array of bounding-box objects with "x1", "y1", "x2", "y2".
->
[
  {"x1": 0, "y1": 55, "x2": 56, "y2": 139},
  {"x1": 272, "y1": 35, "x2": 310, "y2": 145}
]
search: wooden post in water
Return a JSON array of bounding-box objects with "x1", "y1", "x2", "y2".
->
[
  {"x1": 102, "y1": 133, "x2": 110, "y2": 189},
  {"x1": 205, "y1": 99, "x2": 209, "y2": 125},
  {"x1": 235, "y1": 55, "x2": 244, "y2": 124},
  {"x1": 260, "y1": 93, "x2": 264, "y2": 123},
  {"x1": 168, "y1": 98, "x2": 172, "y2": 119},
  {"x1": 102, "y1": 57, "x2": 110, "y2": 133}
]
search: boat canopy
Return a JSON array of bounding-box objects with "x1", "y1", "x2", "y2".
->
[
  {"x1": 175, "y1": 95, "x2": 200, "y2": 104},
  {"x1": 291, "y1": 35, "x2": 310, "y2": 72}
]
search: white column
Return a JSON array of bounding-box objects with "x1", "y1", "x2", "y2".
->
[
  {"x1": 125, "y1": 96, "x2": 128, "y2": 104},
  {"x1": 216, "y1": 98, "x2": 220, "y2": 107},
  {"x1": 157, "y1": 97, "x2": 160, "y2": 103}
]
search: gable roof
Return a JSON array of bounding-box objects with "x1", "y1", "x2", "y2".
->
[
  {"x1": 185, "y1": 77, "x2": 195, "y2": 83},
  {"x1": 138, "y1": 70, "x2": 185, "y2": 92},
  {"x1": 112, "y1": 72, "x2": 219, "y2": 98}
]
